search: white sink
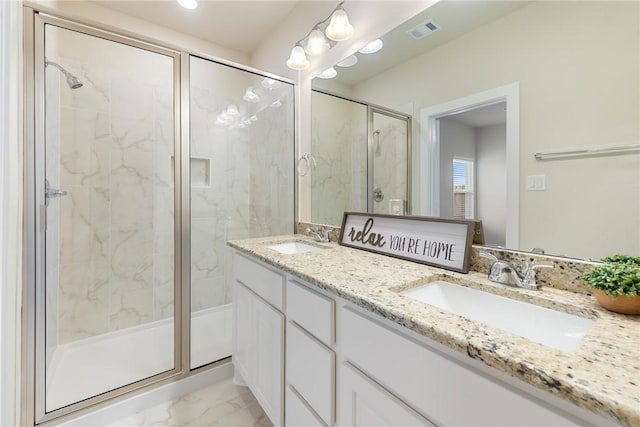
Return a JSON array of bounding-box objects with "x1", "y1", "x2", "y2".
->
[
  {"x1": 400, "y1": 281, "x2": 594, "y2": 352},
  {"x1": 267, "y1": 242, "x2": 321, "y2": 255}
]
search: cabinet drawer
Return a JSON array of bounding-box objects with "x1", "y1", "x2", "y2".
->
[
  {"x1": 234, "y1": 252, "x2": 284, "y2": 310},
  {"x1": 287, "y1": 280, "x2": 335, "y2": 345},
  {"x1": 340, "y1": 306, "x2": 581, "y2": 427},
  {"x1": 286, "y1": 386, "x2": 326, "y2": 427},
  {"x1": 286, "y1": 322, "x2": 334, "y2": 426}
]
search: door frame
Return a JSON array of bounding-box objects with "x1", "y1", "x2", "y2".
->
[
  {"x1": 23, "y1": 9, "x2": 185, "y2": 424},
  {"x1": 418, "y1": 82, "x2": 519, "y2": 249},
  {"x1": 367, "y1": 106, "x2": 412, "y2": 214}
]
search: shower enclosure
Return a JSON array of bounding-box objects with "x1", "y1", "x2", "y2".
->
[
  {"x1": 310, "y1": 90, "x2": 410, "y2": 225},
  {"x1": 23, "y1": 8, "x2": 294, "y2": 424}
]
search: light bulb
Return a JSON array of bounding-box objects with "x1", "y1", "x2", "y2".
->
[
  {"x1": 243, "y1": 86, "x2": 260, "y2": 103},
  {"x1": 305, "y1": 28, "x2": 330, "y2": 56},
  {"x1": 286, "y1": 46, "x2": 309, "y2": 70},
  {"x1": 226, "y1": 104, "x2": 239, "y2": 116},
  {"x1": 359, "y1": 39, "x2": 383, "y2": 54},
  {"x1": 270, "y1": 100, "x2": 282, "y2": 108},
  {"x1": 325, "y1": 8, "x2": 354, "y2": 42}
]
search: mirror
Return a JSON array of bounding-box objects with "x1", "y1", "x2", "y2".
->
[
  {"x1": 310, "y1": 91, "x2": 410, "y2": 225},
  {"x1": 309, "y1": 0, "x2": 639, "y2": 261}
]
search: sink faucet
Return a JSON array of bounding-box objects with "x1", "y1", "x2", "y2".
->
[
  {"x1": 305, "y1": 226, "x2": 330, "y2": 243},
  {"x1": 479, "y1": 252, "x2": 554, "y2": 290}
]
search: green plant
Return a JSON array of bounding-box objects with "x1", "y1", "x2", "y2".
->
[
  {"x1": 601, "y1": 254, "x2": 640, "y2": 267},
  {"x1": 582, "y1": 256, "x2": 640, "y2": 297}
]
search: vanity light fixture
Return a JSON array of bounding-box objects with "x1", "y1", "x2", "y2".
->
[
  {"x1": 316, "y1": 67, "x2": 337, "y2": 79},
  {"x1": 270, "y1": 100, "x2": 283, "y2": 108},
  {"x1": 359, "y1": 38, "x2": 383, "y2": 54},
  {"x1": 286, "y1": 45, "x2": 310, "y2": 70},
  {"x1": 305, "y1": 28, "x2": 330, "y2": 55},
  {"x1": 226, "y1": 104, "x2": 239, "y2": 116},
  {"x1": 336, "y1": 54, "x2": 358, "y2": 68},
  {"x1": 243, "y1": 86, "x2": 260, "y2": 102},
  {"x1": 176, "y1": 0, "x2": 198, "y2": 9},
  {"x1": 286, "y1": 2, "x2": 354, "y2": 71},
  {"x1": 325, "y1": 5, "x2": 354, "y2": 41}
]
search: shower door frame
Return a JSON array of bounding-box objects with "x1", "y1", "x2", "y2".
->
[
  {"x1": 23, "y1": 9, "x2": 187, "y2": 425},
  {"x1": 366, "y1": 106, "x2": 412, "y2": 214}
]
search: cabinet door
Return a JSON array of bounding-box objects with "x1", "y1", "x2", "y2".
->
[
  {"x1": 286, "y1": 386, "x2": 326, "y2": 427},
  {"x1": 254, "y1": 294, "x2": 285, "y2": 427},
  {"x1": 234, "y1": 281, "x2": 284, "y2": 427},
  {"x1": 234, "y1": 281, "x2": 255, "y2": 385},
  {"x1": 338, "y1": 363, "x2": 435, "y2": 427}
]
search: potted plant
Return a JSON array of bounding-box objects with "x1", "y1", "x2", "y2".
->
[{"x1": 581, "y1": 255, "x2": 640, "y2": 314}]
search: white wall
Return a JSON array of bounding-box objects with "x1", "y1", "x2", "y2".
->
[
  {"x1": 0, "y1": 1, "x2": 22, "y2": 425},
  {"x1": 30, "y1": 0, "x2": 249, "y2": 65},
  {"x1": 351, "y1": 1, "x2": 639, "y2": 259},
  {"x1": 476, "y1": 124, "x2": 506, "y2": 246},
  {"x1": 438, "y1": 118, "x2": 475, "y2": 218}
]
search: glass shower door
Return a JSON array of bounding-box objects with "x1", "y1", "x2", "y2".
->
[
  {"x1": 189, "y1": 56, "x2": 294, "y2": 369},
  {"x1": 39, "y1": 21, "x2": 178, "y2": 414},
  {"x1": 370, "y1": 109, "x2": 410, "y2": 215}
]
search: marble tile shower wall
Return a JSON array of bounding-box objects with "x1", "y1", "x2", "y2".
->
[
  {"x1": 311, "y1": 95, "x2": 366, "y2": 225},
  {"x1": 372, "y1": 114, "x2": 407, "y2": 215},
  {"x1": 248, "y1": 98, "x2": 295, "y2": 238},
  {"x1": 53, "y1": 58, "x2": 175, "y2": 344},
  {"x1": 189, "y1": 85, "x2": 250, "y2": 312}
]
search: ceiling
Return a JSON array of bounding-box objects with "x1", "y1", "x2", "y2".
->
[
  {"x1": 93, "y1": 0, "x2": 300, "y2": 54},
  {"x1": 446, "y1": 102, "x2": 507, "y2": 128},
  {"x1": 316, "y1": 0, "x2": 530, "y2": 87}
]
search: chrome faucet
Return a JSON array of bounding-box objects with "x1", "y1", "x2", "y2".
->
[
  {"x1": 479, "y1": 252, "x2": 553, "y2": 290},
  {"x1": 305, "y1": 226, "x2": 330, "y2": 243}
]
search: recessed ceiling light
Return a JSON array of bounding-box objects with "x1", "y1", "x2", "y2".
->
[
  {"x1": 177, "y1": 0, "x2": 198, "y2": 9},
  {"x1": 359, "y1": 39, "x2": 383, "y2": 54},
  {"x1": 316, "y1": 67, "x2": 337, "y2": 79},
  {"x1": 336, "y1": 55, "x2": 358, "y2": 68}
]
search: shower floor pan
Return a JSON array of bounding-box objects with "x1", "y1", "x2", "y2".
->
[{"x1": 45, "y1": 304, "x2": 232, "y2": 412}]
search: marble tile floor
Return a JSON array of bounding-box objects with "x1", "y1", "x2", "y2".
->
[{"x1": 106, "y1": 377, "x2": 272, "y2": 427}]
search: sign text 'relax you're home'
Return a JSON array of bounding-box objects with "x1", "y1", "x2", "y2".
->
[{"x1": 339, "y1": 212, "x2": 474, "y2": 273}]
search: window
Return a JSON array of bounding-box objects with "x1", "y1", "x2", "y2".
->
[{"x1": 453, "y1": 158, "x2": 474, "y2": 219}]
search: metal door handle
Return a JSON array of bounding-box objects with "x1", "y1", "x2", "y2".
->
[{"x1": 45, "y1": 179, "x2": 68, "y2": 204}]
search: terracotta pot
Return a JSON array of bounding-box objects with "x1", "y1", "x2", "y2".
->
[{"x1": 593, "y1": 290, "x2": 640, "y2": 315}]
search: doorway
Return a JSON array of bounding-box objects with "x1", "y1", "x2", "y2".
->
[{"x1": 419, "y1": 83, "x2": 519, "y2": 248}]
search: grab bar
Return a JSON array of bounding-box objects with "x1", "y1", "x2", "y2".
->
[{"x1": 534, "y1": 143, "x2": 640, "y2": 160}]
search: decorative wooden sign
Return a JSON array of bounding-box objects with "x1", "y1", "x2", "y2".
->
[{"x1": 339, "y1": 212, "x2": 474, "y2": 273}]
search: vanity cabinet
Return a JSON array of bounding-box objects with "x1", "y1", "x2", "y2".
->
[
  {"x1": 337, "y1": 305, "x2": 583, "y2": 427},
  {"x1": 285, "y1": 280, "x2": 336, "y2": 426},
  {"x1": 233, "y1": 254, "x2": 285, "y2": 427},
  {"x1": 339, "y1": 361, "x2": 434, "y2": 427},
  {"x1": 232, "y1": 249, "x2": 611, "y2": 427}
]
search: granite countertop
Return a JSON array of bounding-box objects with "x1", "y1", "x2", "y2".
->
[{"x1": 228, "y1": 235, "x2": 640, "y2": 427}]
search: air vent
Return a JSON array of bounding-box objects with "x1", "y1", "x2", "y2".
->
[{"x1": 407, "y1": 20, "x2": 440, "y2": 40}]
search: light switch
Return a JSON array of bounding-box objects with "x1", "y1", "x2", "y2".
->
[{"x1": 526, "y1": 175, "x2": 546, "y2": 191}]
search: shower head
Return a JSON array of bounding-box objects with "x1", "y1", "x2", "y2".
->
[
  {"x1": 45, "y1": 59, "x2": 83, "y2": 89},
  {"x1": 65, "y1": 74, "x2": 83, "y2": 89}
]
